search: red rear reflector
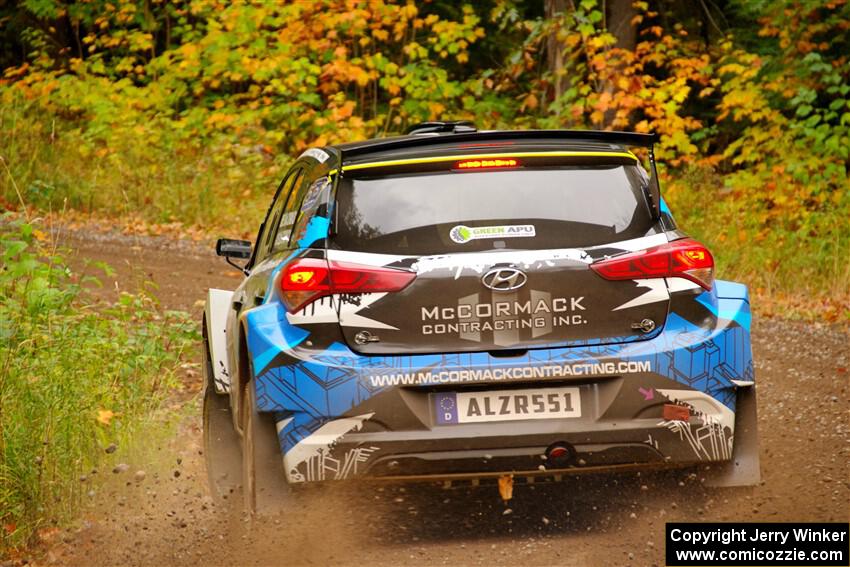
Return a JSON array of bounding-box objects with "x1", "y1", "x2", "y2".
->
[
  {"x1": 456, "y1": 158, "x2": 519, "y2": 169},
  {"x1": 279, "y1": 258, "x2": 415, "y2": 312},
  {"x1": 589, "y1": 238, "x2": 715, "y2": 290},
  {"x1": 663, "y1": 403, "x2": 691, "y2": 422}
]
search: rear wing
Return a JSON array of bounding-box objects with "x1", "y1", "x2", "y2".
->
[
  {"x1": 338, "y1": 129, "x2": 663, "y2": 220},
  {"x1": 340, "y1": 129, "x2": 658, "y2": 158}
]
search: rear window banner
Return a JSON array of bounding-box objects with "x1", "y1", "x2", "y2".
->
[{"x1": 450, "y1": 224, "x2": 536, "y2": 244}]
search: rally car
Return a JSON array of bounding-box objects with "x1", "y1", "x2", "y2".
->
[{"x1": 202, "y1": 122, "x2": 760, "y2": 512}]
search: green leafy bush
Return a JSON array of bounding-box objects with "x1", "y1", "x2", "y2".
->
[{"x1": 0, "y1": 218, "x2": 197, "y2": 552}]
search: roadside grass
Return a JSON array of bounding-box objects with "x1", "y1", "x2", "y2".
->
[
  {"x1": 0, "y1": 216, "x2": 198, "y2": 555},
  {"x1": 666, "y1": 167, "x2": 850, "y2": 323},
  {"x1": 0, "y1": 95, "x2": 269, "y2": 240}
]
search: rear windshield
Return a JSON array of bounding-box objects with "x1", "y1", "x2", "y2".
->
[{"x1": 331, "y1": 165, "x2": 657, "y2": 255}]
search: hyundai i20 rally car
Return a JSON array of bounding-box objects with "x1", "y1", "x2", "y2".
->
[{"x1": 202, "y1": 122, "x2": 760, "y2": 511}]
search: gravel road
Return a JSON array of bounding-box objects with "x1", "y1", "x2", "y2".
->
[{"x1": 36, "y1": 230, "x2": 849, "y2": 567}]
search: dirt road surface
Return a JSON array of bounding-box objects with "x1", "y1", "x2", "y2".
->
[{"x1": 35, "y1": 230, "x2": 849, "y2": 567}]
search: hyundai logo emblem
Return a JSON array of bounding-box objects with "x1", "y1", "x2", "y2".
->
[{"x1": 481, "y1": 267, "x2": 527, "y2": 292}]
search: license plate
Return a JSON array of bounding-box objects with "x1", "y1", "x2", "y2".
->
[{"x1": 434, "y1": 386, "x2": 581, "y2": 425}]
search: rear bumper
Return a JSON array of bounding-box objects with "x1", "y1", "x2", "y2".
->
[
  {"x1": 276, "y1": 371, "x2": 744, "y2": 483},
  {"x1": 308, "y1": 410, "x2": 730, "y2": 482},
  {"x1": 248, "y1": 282, "x2": 754, "y2": 484}
]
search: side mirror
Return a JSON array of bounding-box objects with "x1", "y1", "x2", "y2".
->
[
  {"x1": 216, "y1": 238, "x2": 251, "y2": 275},
  {"x1": 216, "y1": 238, "x2": 251, "y2": 259}
]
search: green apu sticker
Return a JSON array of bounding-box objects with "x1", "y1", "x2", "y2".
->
[{"x1": 449, "y1": 224, "x2": 536, "y2": 244}]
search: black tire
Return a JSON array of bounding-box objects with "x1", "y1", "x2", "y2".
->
[
  {"x1": 202, "y1": 344, "x2": 242, "y2": 502},
  {"x1": 241, "y1": 381, "x2": 290, "y2": 515}
]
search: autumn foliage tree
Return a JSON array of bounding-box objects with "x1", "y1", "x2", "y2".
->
[{"x1": 0, "y1": 0, "x2": 848, "y2": 317}]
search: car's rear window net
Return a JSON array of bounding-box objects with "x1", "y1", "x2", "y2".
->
[{"x1": 331, "y1": 165, "x2": 659, "y2": 255}]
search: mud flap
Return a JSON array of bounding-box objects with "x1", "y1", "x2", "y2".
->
[
  {"x1": 205, "y1": 289, "x2": 234, "y2": 393},
  {"x1": 704, "y1": 384, "x2": 761, "y2": 487}
]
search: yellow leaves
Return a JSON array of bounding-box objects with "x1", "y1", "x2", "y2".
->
[
  {"x1": 671, "y1": 83, "x2": 690, "y2": 104},
  {"x1": 587, "y1": 36, "x2": 608, "y2": 50},
  {"x1": 402, "y1": 2, "x2": 418, "y2": 20},
  {"x1": 428, "y1": 102, "x2": 445, "y2": 120},
  {"x1": 96, "y1": 409, "x2": 115, "y2": 426},
  {"x1": 179, "y1": 43, "x2": 199, "y2": 57},
  {"x1": 565, "y1": 34, "x2": 582, "y2": 49},
  {"x1": 205, "y1": 113, "x2": 236, "y2": 128}
]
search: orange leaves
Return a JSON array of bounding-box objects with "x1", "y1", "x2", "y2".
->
[
  {"x1": 590, "y1": 55, "x2": 608, "y2": 72},
  {"x1": 330, "y1": 100, "x2": 356, "y2": 121},
  {"x1": 593, "y1": 91, "x2": 612, "y2": 115},
  {"x1": 96, "y1": 409, "x2": 115, "y2": 426},
  {"x1": 2, "y1": 63, "x2": 29, "y2": 80},
  {"x1": 521, "y1": 93, "x2": 539, "y2": 112},
  {"x1": 427, "y1": 102, "x2": 446, "y2": 120}
]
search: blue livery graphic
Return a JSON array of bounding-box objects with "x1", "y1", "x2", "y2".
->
[{"x1": 248, "y1": 280, "x2": 752, "y2": 457}]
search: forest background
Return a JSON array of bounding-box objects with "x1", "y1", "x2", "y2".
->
[
  {"x1": 2, "y1": 0, "x2": 849, "y2": 319},
  {"x1": 0, "y1": 0, "x2": 848, "y2": 554}
]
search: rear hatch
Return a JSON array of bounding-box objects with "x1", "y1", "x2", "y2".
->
[{"x1": 330, "y1": 154, "x2": 670, "y2": 355}]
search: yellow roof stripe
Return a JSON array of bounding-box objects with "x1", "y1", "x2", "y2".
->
[{"x1": 332, "y1": 150, "x2": 637, "y2": 175}]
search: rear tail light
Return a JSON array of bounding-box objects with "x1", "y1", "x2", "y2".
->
[
  {"x1": 589, "y1": 238, "x2": 715, "y2": 290},
  {"x1": 279, "y1": 258, "x2": 416, "y2": 312}
]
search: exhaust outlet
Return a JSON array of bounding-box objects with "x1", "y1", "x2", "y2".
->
[{"x1": 544, "y1": 441, "x2": 576, "y2": 468}]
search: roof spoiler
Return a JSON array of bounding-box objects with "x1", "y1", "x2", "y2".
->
[
  {"x1": 342, "y1": 129, "x2": 659, "y2": 158},
  {"x1": 341, "y1": 128, "x2": 663, "y2": 220}
]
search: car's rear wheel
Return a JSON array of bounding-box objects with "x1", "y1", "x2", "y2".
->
[
  {"x1": 202, "y1": 346, "x2": 242, "y2": 502},
  {"x1": 241, "y1": 381, "x2": 290, "y2": 515}
]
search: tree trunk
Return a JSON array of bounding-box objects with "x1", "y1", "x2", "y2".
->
[
  {"x1": 545, "y1": 0, "x2": 570, "y2": 106},
  {"x1": 601, "y1": 0, "x2": 637, "y2": 127},
  {"x1": 607, "y1": 0, "x2": 637, "y2": 50}
]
